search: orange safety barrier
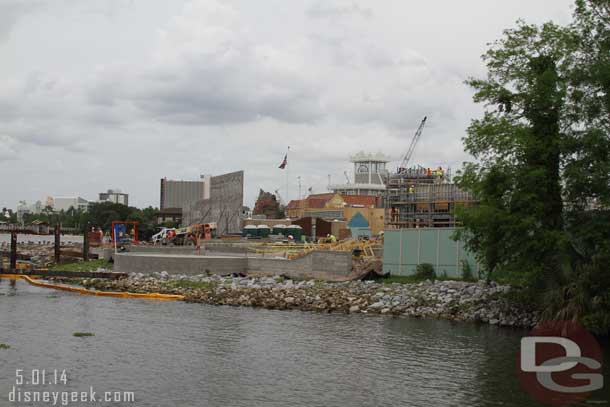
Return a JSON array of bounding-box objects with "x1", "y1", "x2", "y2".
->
[{"x1": 0, "y1": 274, "x2": 184, "y2": 300}]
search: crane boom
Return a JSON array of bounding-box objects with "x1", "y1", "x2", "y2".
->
[
  {"x1": 343, "y1": 171, "x2": 351, "y2": 184},
  {"x1": 398, "y1": 116, "x2": 427, "y2": 172}
]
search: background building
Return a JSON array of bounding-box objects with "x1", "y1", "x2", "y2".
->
[
  {"x1": 182, "y1": 171, "x2": 244, "y2": 235},
  {"x1": 160, "y1": 175, "x2": 211, "y2": 223},
  {"x1": 329, "y1": 151, "x2": 389, "y2": 197},
  {"x1": 160, "y1": 176, "x2": 210, "y2": 210},
  {"x1": 286, "y1": 192, "x2": 384, "y2": 235},
  {"x1": 99, "y1": 189, "x2": 129, "y2": 206},
  {"x1": 53, "y1": 196, "x2": 89, "y2": 212}
]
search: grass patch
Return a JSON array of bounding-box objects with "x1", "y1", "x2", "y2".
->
[
  {"x1": 381, "y1": 275, "x2": 425, "y2": 284},
  {"x1": 380, "y1": 274, "x2": 467, "y2": 285},
  {"x1": 49, "y1": 259, "x2": 113, "y2": 273},
  {"x1": 0, "y1": 343, "x2": 10, "y2": 350},
  {"x1": 163, "y1": 280, "x2": 214, "y2": 289},
  {"x1": 73, "y1": 332, "x2": 94, "y2": 338}
]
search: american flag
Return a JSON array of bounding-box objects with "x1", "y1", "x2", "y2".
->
[{"x1": 278, "y1": 154, "x2": 287, "y2": 169}]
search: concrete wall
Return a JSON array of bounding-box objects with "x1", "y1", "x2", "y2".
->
[
  {"x1": 183, "y1": 171, "x2": 244, "y2": 235},
  {"x1": 382, "y1": 228, "x2": 481, "y2": 278},
  {"x1": 114, "y1": 253, "x2": 248, "y2": 275},
  {"x1": 247, "y1": 251, "x2": 353, "y2": 281},
  {"x1": 114, "y1": 250, "x2": 353, "y2": 281},
  {"x1": 124, "y1": 245, "x2": 203, "y2": 255}
]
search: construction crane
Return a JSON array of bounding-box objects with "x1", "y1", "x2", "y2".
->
[
  {"x1": 398, "y1": 116, "x2": 427, "y2": 173},
  {"x1": 343, "y1": 171, "x2": 351, "y2": 184}
]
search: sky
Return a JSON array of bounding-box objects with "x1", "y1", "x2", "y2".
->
[{"x1": 0, "y1": 0, "x2": 574, "y2": 209}]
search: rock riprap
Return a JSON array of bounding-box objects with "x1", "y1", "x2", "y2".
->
[{"x1": 79, "y1": 273, "x2": 536, "y2": 327}]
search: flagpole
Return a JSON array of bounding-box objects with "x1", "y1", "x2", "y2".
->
[{"x1": 286, "y1": 146, "x2": 290, "y2": 206}]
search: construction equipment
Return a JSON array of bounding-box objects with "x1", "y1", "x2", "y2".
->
[
  {"x1": 164, "y1": 223, "x2": 217, "y2": 246},
  {"x1": 343, "y1": 171, "x2": 351, "y2": 184},
  {"x1": 398, "y1": 116, "x2": 427, "y2": 174}
]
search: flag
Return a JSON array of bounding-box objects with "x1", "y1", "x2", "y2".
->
[{"x1": 278, "y1": 154, "x2": 287, "y2": 169}]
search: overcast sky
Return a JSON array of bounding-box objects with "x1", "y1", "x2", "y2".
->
[{"x1": 0, "y1": 0, "x2": 574, "y2": 209}]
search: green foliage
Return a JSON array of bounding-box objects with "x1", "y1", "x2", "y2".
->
[
  {"x1": 461, "y1": 260, "x2": 476, "y2": 282},
  {"x1": 458, "y1": 1, "x2": 610, "y2": 334},
  {"x1": 381, "y1": 275, "x2": 422, "y2": 284},
  {"x1": 22, "y1": 202, "x2": 161, "y2": 241},
  {"x1": 163, "y1": 280, "x2": 215, "y2": 290},
  {"x1": 414, "y1": 263, "x2": 436, "y2": 280},
  {"x1": 72, "y1": 332, "x2": 94, "y2": 337},
  {"x1": 48, "y1": 259, "x2": 113, "y2": 272},
  {"x1": 0, "y1": 343, "x2": 10, "y2": 350}
]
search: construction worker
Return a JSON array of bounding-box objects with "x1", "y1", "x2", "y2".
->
[
  {"x1": 408, "y1": 185, "x2": 415, "y2": 194},
  {"x1": 329, "y1": 234, "x2": 337, "y2": 243}
]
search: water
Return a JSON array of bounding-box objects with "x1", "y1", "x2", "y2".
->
[
  {"x1": 0, "y1": 234, "x2": 83, "y2": 244},
  {"x1": 0, "y1": 279, "x2": 608, "y2": 407}
]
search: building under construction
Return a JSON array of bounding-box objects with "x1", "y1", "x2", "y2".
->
[
  {"x1": 385, "y1": 168, "x2": 475, "y2": 229},
  {"x1": 384, "y1": 117, "x2": 476, "y2": 229}
]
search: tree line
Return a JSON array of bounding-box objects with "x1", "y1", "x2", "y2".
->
[
  {"x1": 8, "y1": 202, "x2": 167, "y2": 241},
  {"x1": 456, "y1": 0, "x2": 610, "y2": 334}
]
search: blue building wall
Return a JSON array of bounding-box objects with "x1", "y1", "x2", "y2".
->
[{"x1": 382, "y1": 228, "x2": 481, "y2": 279}]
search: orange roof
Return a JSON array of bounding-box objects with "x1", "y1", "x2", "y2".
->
[
  {"x1": 343, "y1": 195, "x2": 378, "y2": 207},
  {"x1": 287, "y1": 194, "x2": 377, "y2": 211},
  {"x1": 307, "y1": 193, "x2": 335, "y2": 200},
  {"x1": 306, "y1": 198, "x2": 328, "y2": 208},
  {"x1": 286, "y1": 199, "x2": 305, "y2": 209}
]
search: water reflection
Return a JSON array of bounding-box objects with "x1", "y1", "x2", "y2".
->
[{"x1": 0, "y1": 280, "x2": 607, "y2": 407}]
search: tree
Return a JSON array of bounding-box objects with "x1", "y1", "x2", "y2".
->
[
  {"x1": 455, "y1": 2, "x2": 610, "y2": 333},
  {"x1": 456, "y1": 20, "x2": 577, "y2": 287}
]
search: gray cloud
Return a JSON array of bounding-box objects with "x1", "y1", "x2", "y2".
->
[
  {"x1": 0, "y1": 0, "x2": 575, "y2": 209},
  {"x1": 0, "y1": 0, "x2": 41, "y2": 41},
  {"x1": 306, "y1": 1, "x2": 373, "y2": 20}
]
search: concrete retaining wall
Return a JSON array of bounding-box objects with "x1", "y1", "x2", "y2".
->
[
  {"x1": 247, "y1": 251, "x2": 353, "y2": 281},
  {"x1": 114, "y1": 253, "x2": 247, "y2": 276},
  {"x1": 114, "y1": 250, "x2": 353, "y2": 281},
  {"x1": 124, "y1": 245, "x2": 202, "y2": 255}
]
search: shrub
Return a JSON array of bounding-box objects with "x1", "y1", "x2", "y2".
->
[
  {"x1": 415, "y1": 263, "x2": 436, "y2": 280},
  {"x1": 461, "y1": 260, "x2": 477, "y2": 282}
]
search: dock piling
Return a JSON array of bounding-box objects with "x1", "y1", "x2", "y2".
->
[
  {"x1": 54, "y1": 224, "x2": 61, "y2": 263},
  {"x1": 10, "y1": 231, "x2": 17, "y2": 271}
]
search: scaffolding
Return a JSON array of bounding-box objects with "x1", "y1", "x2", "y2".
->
[{"x1": 385, "y1": 167, "x2": 476, "y2": 229}]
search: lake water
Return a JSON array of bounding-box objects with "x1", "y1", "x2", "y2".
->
[
  {"x1": 0, "y1": 234, "x2": 83, "y2": 244},
  {"x1": 0, "y1": 279, "x2": 608, "y2": 407}
]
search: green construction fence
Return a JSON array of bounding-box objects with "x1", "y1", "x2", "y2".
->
[{"x1": 382, "y1": 228, "x2": 482, "y2": 279}]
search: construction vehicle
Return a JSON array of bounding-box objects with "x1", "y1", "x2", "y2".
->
[
  {"x1": 151, "y1": 227, "x2": 175, "y2": 244},
  {"x1": 166, "y1": 223, "x2": 217, "y2": 246}
]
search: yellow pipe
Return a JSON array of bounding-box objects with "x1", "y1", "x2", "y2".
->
[{"x1": 0, "y1": 274, "x2": 184, "y2": 300}]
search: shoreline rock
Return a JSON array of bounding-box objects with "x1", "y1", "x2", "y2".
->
[{"x1": 78, "y1": 272, "x2": 537, "y2": 328}]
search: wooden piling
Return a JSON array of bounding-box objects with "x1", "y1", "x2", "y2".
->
[
  {"x1": 83, "y1": 224, "x2": 89, "y2": 262},
  {"x1": 10, "y1": 231, "x2": 17, "y2": 271},
  {"x1": 54, "y1": 224, "x2": 61, "y2": 263}
]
